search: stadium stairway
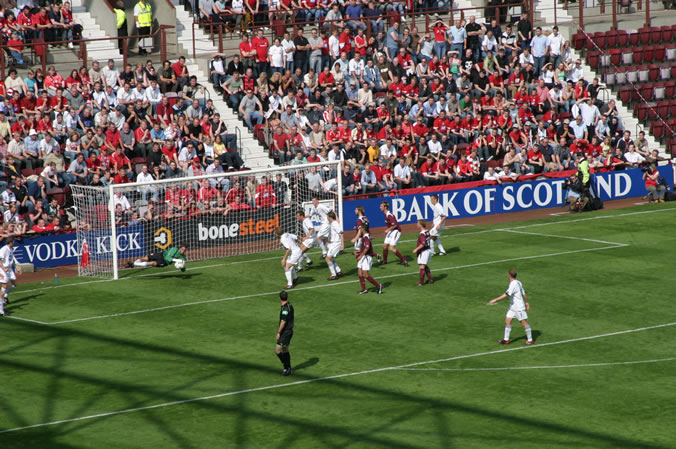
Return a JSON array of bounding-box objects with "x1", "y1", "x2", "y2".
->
[
  {"x1": 532, "y1": 2, "x2": 666, "y2": 156},
  {"x1": 71, "y1": 0, "x2": 125, "y2": 63},
  {"x1": 170, "y1": 0, "x2": 272, "y2": 169}
]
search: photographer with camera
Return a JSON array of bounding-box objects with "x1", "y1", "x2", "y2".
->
[
  {"x1": 564, "y1": 172, "x2": 589, "y2": 213},
  {"x1": 643, "y1": 164, "x2": 666, "y2": 203}
]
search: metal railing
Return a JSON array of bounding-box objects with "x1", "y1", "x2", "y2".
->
[{"x1": 0, "y1": 25, "x2": 176, "y2": 80}]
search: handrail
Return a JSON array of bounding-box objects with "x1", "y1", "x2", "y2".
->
[{"x1": 0, "y1": 25, "x2": 176, "y2": 79}]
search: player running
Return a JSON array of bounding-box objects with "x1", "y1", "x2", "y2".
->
[
  {"x1": 129, "y1": 244, "x2": 187, "y2": 271},
  {"x1": 295, "y1": 210, "x2": 315, "y2": 271},
  {"x1": 356, "y1": 223, "x2": 383, "y2": 295},
  {"x1": 275, "y1": 227, "x2": 301, "y2": 289},
  {"x1": 350, "y1": 206, "x2": 381, "y2": 262},
  {"x1": 326, "y1": 211, "x2": 344, "y2": 280},
  {"x1": 0, "y1": 237, "x2": 22, "y2": 315},
  {"x1": 487, "y1": 269, "x2": 535, "y2": 345},
  {"x1": 380, "y1": 201, "x2": 408, "y2": 266},
  {"x1": 429, "y1": 194, "x2": 447, "y2": 255},
  {"x1": 412, "y1": 220, "x2": 434, "y2": 286},
  {"x1": 310, "y1": 196, "x2": 331, "y2": 259}
]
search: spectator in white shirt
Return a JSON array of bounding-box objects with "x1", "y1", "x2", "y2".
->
[
  {"x1": 113, "y1": 191, "x2": 131, "y2": 211},
  {"x1": 136, "y1": 165, "x2": 158, "y2": 202},
  {"x1": 393, "y1": 157, "x2": 412, "y2": 190},
  {"x1": 206, "y1": 158, "x2": 229, "y2": 190},
  {"x1": 427, "y1": 134, "x2": 443, "y2": 156}
]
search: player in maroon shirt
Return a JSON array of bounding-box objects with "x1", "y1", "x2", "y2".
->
[
  {"x1": 380, "y1": 201, "x2": 408, "y2": 266},
  {"x1": 412, "y1": 220, "x2": 434, "y2": 286},
  {"x1": 355, "y1": 223, "x2": 383, "y2": 295},
  {"x1": 351, "y1": 206, "x2": 382, "y2": 262}
]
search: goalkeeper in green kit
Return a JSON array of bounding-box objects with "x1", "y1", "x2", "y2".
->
[{"x1": 128, "y1": 244, "x2": 188, "y2": 271}]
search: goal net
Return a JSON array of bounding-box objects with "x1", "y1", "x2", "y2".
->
[{"x1": 71, "y1": 161, "x2": 343, "y2": 279}]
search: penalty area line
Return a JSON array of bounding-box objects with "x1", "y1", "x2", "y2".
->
[
  {"x1": 44, "y1": 244, "x2": 623, "y2": 325},
  {"x1": 395, "y1": 357, "x2": 676, "y2": 372},
  {"x1": 1, "y1": 320, "x2": 674, "y2": 435}
]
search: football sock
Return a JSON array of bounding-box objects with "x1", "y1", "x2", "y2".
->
[
  {"x1": 284, "y1": 352, "x2": 291, "y2": 369},
  {"x1": 304, "y1": 253, "x2": 311, "y2": 263},
  {"x1": 333, "y1": 261, "x2": 341, "y2": 274},
  {"x1": 6, "y1": 285, "x2": 14, "y2": 296},
  {"x1": 437, "y1": 241, "x2": 446, "y2": 253},
  {"x1": 284, "y1": 269, "x2": 293, "y2": 286},
  {"x1": 366, "y1": 276, "x2": 380, "y2": 288},
  {"x1": 319, "y1": 241, "x2": 327, "y2": 254},
  {"x1": 276, "y1": 352, "x2": 285, "y2": 367},
  {"x1": 525, "y1": 326, "x2": 533, "y2": 341},
  {"x1": 359, "y1": 276, "x2": 366, "y2": 290},
  {"x1": 431, "y1": 239, "x2": 437, "y2": 252},
  {"x1": 291, "y1": 267, "x2": 297, "y2": 280},
  {"x1": 383, "y1": 249, "x2": 389, "y2": 263},
  {"x1": 133, "y1": 260, "x2": 151, "y2": 267},
  {"x1": 328, "y1": 262, "x2": 336, "y2": 276},
  {"x1": 503, "y1": 325, "x2": 512, "y2": 341},
  {"x1": 425, "y1": 266, "x2": 432, "y2": 282},
  {"x1": 394, "y1": 249, "x2": 405, "y2": 262},
  {"x1": 419, "y1": 268, "x2": 425, "y2": 283},
  {"x1": 0, "y1": 288, "x2": 4, "y2": 313}
]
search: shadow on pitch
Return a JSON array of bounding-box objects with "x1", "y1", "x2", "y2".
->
[
  {"x1": 0, "y1": 319, "x2": 669, "y2": 449},
  {"x1": 144, "y1": 272, "x2": 203, "y2": 280},
  {"x1": 511, "y1": 330, "x2": 542, "y2": 344},
  {"x1": 444, "y1": 246, "x2": 460, "y2": 254},
  {"x1": 294, "y1": 357, "x2": 319, "y2": 371},
  {"x1": 5, "y1": 293, "x2": 44, "y2": 314}
]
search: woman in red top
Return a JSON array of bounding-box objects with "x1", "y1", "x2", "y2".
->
[
  {"x1": 45, "y1": 66, "x2": 65, "y2": 94},
  {"x1": 65, "y1": 69, "x2": 82, "y2": 91},
  {"x1": 643, "y1": 164, "x2": 665, "y2": 202}
]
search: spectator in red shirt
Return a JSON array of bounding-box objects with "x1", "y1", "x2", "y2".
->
[
  {"x1": 255, "y1": 175, "x2": 276, "y2": 208},
  {"x1": 251, "y1": 29, "x2": 270, "y2": 77},
  {"x1": 105, "y1": 122, "x2": 123, "y2": 153},
  {"x1": 172, "y1": 56, "x2": 190, "y2": 91}
]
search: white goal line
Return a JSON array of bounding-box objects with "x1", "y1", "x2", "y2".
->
[{"x1": 1, "y1": 320, "x2": 674, "y2": 435}]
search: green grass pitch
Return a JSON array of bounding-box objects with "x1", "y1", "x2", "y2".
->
[{"x1": 1, "y1": 204, "x2": 676, "y2": 448}]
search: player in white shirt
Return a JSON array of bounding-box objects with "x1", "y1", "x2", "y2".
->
[
  {"x1": 0, "y1": 237, "x2": 22, "y2": 316},
  {"x1": 310, "y1": 196, "x2": 332, "y2": 258},
  {"x1": 429, "y1": 194, "x2": 447, "y2": 255},
  {"x1": 325, "y1": 211, "x2": 344, "y2": 280},
  {"x1": 295, "y1": 210, "x2": 316, "y2": 270},
  {"x1": 275, "y1": 227, "x2": 301, "y2": 289},
  {"x1": 487, "y1": 269, "x2": 534, "y2": 345}
]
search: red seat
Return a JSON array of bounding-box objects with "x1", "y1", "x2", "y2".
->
[
  {"x1": 647, "y1": 105, "x2": 659, "y2": 120},
  {"x1": 661, "y1": 26, "x2": 672, "y2": 43},
  {"x1": 654, "y1": 45, "x2": 666, "y2": 62},
  {"x1": 651, "y1": 27, "x2": 663, "y2": 44},
  {"x1": 649, "y1": 64, "x2": 660, "y2": 81},
  {"x1": 629, "y1": 32, "x2": 640, "y2": 46},
  {"x1": 657, "y1": 101, "x2": 670, "y2": 118},
  {"x1": 670, "y1": 100, "x2": 676, "y2": 117},
  {"x1": 21, "y1": 169, "x2": 34, "y2": 177},
  {"x1": 643, "y1": 46, "x2": 655, "y2": 63},
  {"x1": 640, "y1": 84, "x2": 654, "y2": 101},
  {"x1": 639, "y1": 27, "x2": 652, "y2": 45},
  {"x1": 632, "y1": 47, "x2": 643, "y2": 65},
  {"x1": 594, "y1": 32, "x2": 607, "y2": 49},
  {"x1": 666, "y1": 81, "x2": 676, "y2": 98},
  {"x1": 617, "y1": 30, "x2": 629, "y2": 47},
  {"x1": 635, "y1": 103, "x2": 648, "y2": 120},
  {"x1": 572, "y1": 33, "x2": 586, "y2": 50},
  {"x1": 586, "y1": 34, "x2": 597, "y2": 50},
  {"x1": 651, "y1": 121, "x2": 665, "y2": 139},
  {"x1": 609, "y1": 48, "x2": 622, "y2": 65},
  {"x1": 606, "y1": 30, "x2": 618, "y2": 47},
  {"x1": 618, "y1": 86, "x2": 632, "y2": 103},
  {"x1": 587, "y1": 51, "x2": 600, "y2": 68}
]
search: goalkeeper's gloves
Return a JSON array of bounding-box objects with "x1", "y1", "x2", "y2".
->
[{"x1": 172, "y1": 258, "x2": 184, "y2": 263}]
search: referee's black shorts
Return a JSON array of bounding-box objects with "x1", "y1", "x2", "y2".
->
[
  {"x1": 277, "y1": 330, "x2": 293, "y2": 347},
  {"x1": 150, "y1": 252, "x2": 168, "y2": 267}
]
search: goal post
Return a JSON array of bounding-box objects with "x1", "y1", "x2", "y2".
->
[{"x1": 71, "y1": 161, "x2": 343, "y2": 279}]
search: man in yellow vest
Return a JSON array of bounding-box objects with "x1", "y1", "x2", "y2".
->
[
  {"x1": 134, "y1": 0, "x2": 153, "y2": 55},
  {"x1": 114, "y1": 1, "x2": 128, "y2": 55}
]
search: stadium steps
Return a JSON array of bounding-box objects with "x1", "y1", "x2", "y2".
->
[
  {"x1": 531, "y1": 2, "x2": 666, "y2": 157},
  {"x1": 171, "y1": 0, "x2": 273, "y2": 170},
  {"x1": 70, "y1": 0, "x2": 125, "y2": 63}
]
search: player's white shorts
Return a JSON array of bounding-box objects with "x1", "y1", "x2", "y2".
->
[
  {"x1": 302, "y1": 238, "x2": 317, "y2": 249},
  {"x1": 318, "y1": 223, "x2": 330, "y2": 239},
  {"x1": 384, "y1": 229, "x2": 401, "y2": 246},
  {"x1": 506, "y1": 308, "x2": 528, "y2": 321},
  {"x1": 287, "y1": 249, "x2": 302, "y2": 265},
  {"x1": 0, "y1": 269, "x2": 16, "y2": 284},
  {"x1": 327, "y1": 242, "x2": 341, "y2": 258},
  {"x1": 357, "y1": 255, "x2": 373, "y2": 271},
  {"x1": 417, "y1": 249, "x2": 433, "y2": 265},
  {"x1": 429, "y1": 224, "x2": 444, "y2": 237}
]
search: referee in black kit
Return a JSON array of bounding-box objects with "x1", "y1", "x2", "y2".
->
[{"x1": 275, "y1": 291, "x2": 295, "y2": 376}]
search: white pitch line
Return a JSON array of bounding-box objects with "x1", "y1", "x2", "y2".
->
[
  {"x1": 549, "y1": 211, "x2": 570, "y2": 217},
  {"x1": 14, "y1": 206, "x2": 675, "y2": 295},
  {"x1": 1, "y1": 320, "x2": 674, "y2": 435},
  {"x1": 396, "y1": 357, "x2": 676, "y2": 372},
  {"x1": 501, "y1": 229, "x2": 628, "y2": 247},
  {"x1": 45, "y1": 244, "x2": 623, "y2": 325},
  {"x1": 5, "y1": 315, "x2": 50, "y2": 325}
]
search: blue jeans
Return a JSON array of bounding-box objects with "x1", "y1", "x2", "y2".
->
[
  {"x1": 369, "y1": 19, "x2": 384, "y2": 34},
  {"x1": 347, "y1": 20, "x2": 366, "y2": 31},
  {"x1": 244, "y1": 111, "x2": 263, "y2": 131},
  {"x1": 10, "y1": 50, "x2": 24, "y2": 65},
  {"x1": 450, "y1": 43, "x2": 463, "y2": 56},
  {"x1": 533, "y1": 56, "x2": 545, "y2": 77},
  {"x1": 434, "y1": 42, "x2": 446, "y2": 58},
  {"x1": 309, "y1": 55, "x2": 322, "y2": 75}
]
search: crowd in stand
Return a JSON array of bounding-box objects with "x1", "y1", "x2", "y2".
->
[
  {"x1": 0, "y1": 54, "x2": 256, "y2": 236},
  {"x1": 205, "y1": 4, "x2": 667, "y2": 198}
]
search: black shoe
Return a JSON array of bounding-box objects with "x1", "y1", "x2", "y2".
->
[
  {"x1": 126, "y1": 261, "x2": 134, "y2": 268},
  {"x1": 402, "y1": 260, "x2": 409, "y2": 267},
  {"x1": 281, "y1": 368, "x2": 293, "y2": 376},
  {"x1": 337, "y1": 271, "x2": 343, "y2": 277},
  {"x1": 359, "y1": 289, "x2": 368, "y2": 294},
  {"x1": 4, "y1": 296, "x2": 9, "y2": 304},
  {"x1": 306, "y1": 260, "x2": 313, "y2": 266}
]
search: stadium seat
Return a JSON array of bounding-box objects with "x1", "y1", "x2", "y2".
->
[
  {"x1": 655, "y1": 82, "x2": 666, "y2": 100},
  {"x1": 617, "y1": 30, "x2": 629, "y2": 47},
  {"x1": 594, "y1": 32, "x2": 607, "y2": 49},
  {"x1": 638, "y1": 65, "x2": 649, "y2": 82},
  {"x1": 651, "y1": 121, "x2": 665, "y2": 139},
  {"x1": 615, "y1": 67, "x2": 627, "y2": 84},
  {"x1": 21, "y1": 169, "x2": 33, "y2": 177},
  {"x1": 635, "y1": 103, "x2": 647, "y2": 120},
  {"x1": 655, "y1": 45, "x2": 666, "y2": 62},
  {"x1": 609, "y1": 48, "x2": 622, "y2": 65},
  {"x1": 643, "y1": 46, "x2": 655, "y2": 64},
  {"x1": 649, "y1": 64, "x2": 659, "y2": 81},
  {"x1": 604, "y1": 71, "x2": 616, "y2": 86},
  {"x1": 618, "y1": 86, "x2": 632, "y2": 103},
  {"x1": 659, "y1": 65, "x2": 671, "y2": 80},
  {"x1": 665, "y1": 81, "x2": 676, "y2": 98},
  {"x1": 657, "y1": 101, "x2": 670, "y2": 118},
  {"x1": 606, "y1": 30, "x2": 618, "y2": 48},
  {"x1": 651, "y1": 27, "x2": 663, "y2": 44},
  {"x1": 629, "y1": 31, "x2": 640, "y2": 46},
  {"x1": 587, "y1": 51, "x2": 600, "y2": 68},
  {"x1": 572, "y1": 33, "x2": 586, "y2": 50},
  {"x1": 632, "y1": 47, "x2": 643, "y2": 65},
  {"x1": 626, "y1": 67, "x2": 638, "y2": 83},
  {"x1": 639, "y1": 27, "x2": 651, "y2": 45},
  {"x1": 662, "y1": 26, "x2": 673, "y2": 43},
  {"x1": 621, "y1": 47, "x2": 633, "y2": 65},
  {"x1": 667, "y1": 44, "x2": 676, "y2": 61},
  {"x1": 671, "y1": 64, "x2": 676, "y2": 79},
  {"x1": 640, "y1": 84, "x2": 654, "y2": 101},
  {"x1": 670, "y1": 100, "x2": 676, "y2": 117}
]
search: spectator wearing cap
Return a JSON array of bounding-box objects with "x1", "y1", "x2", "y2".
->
[{"x1": 23, "y1": 129, "x2": 42, "y2": 168}]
